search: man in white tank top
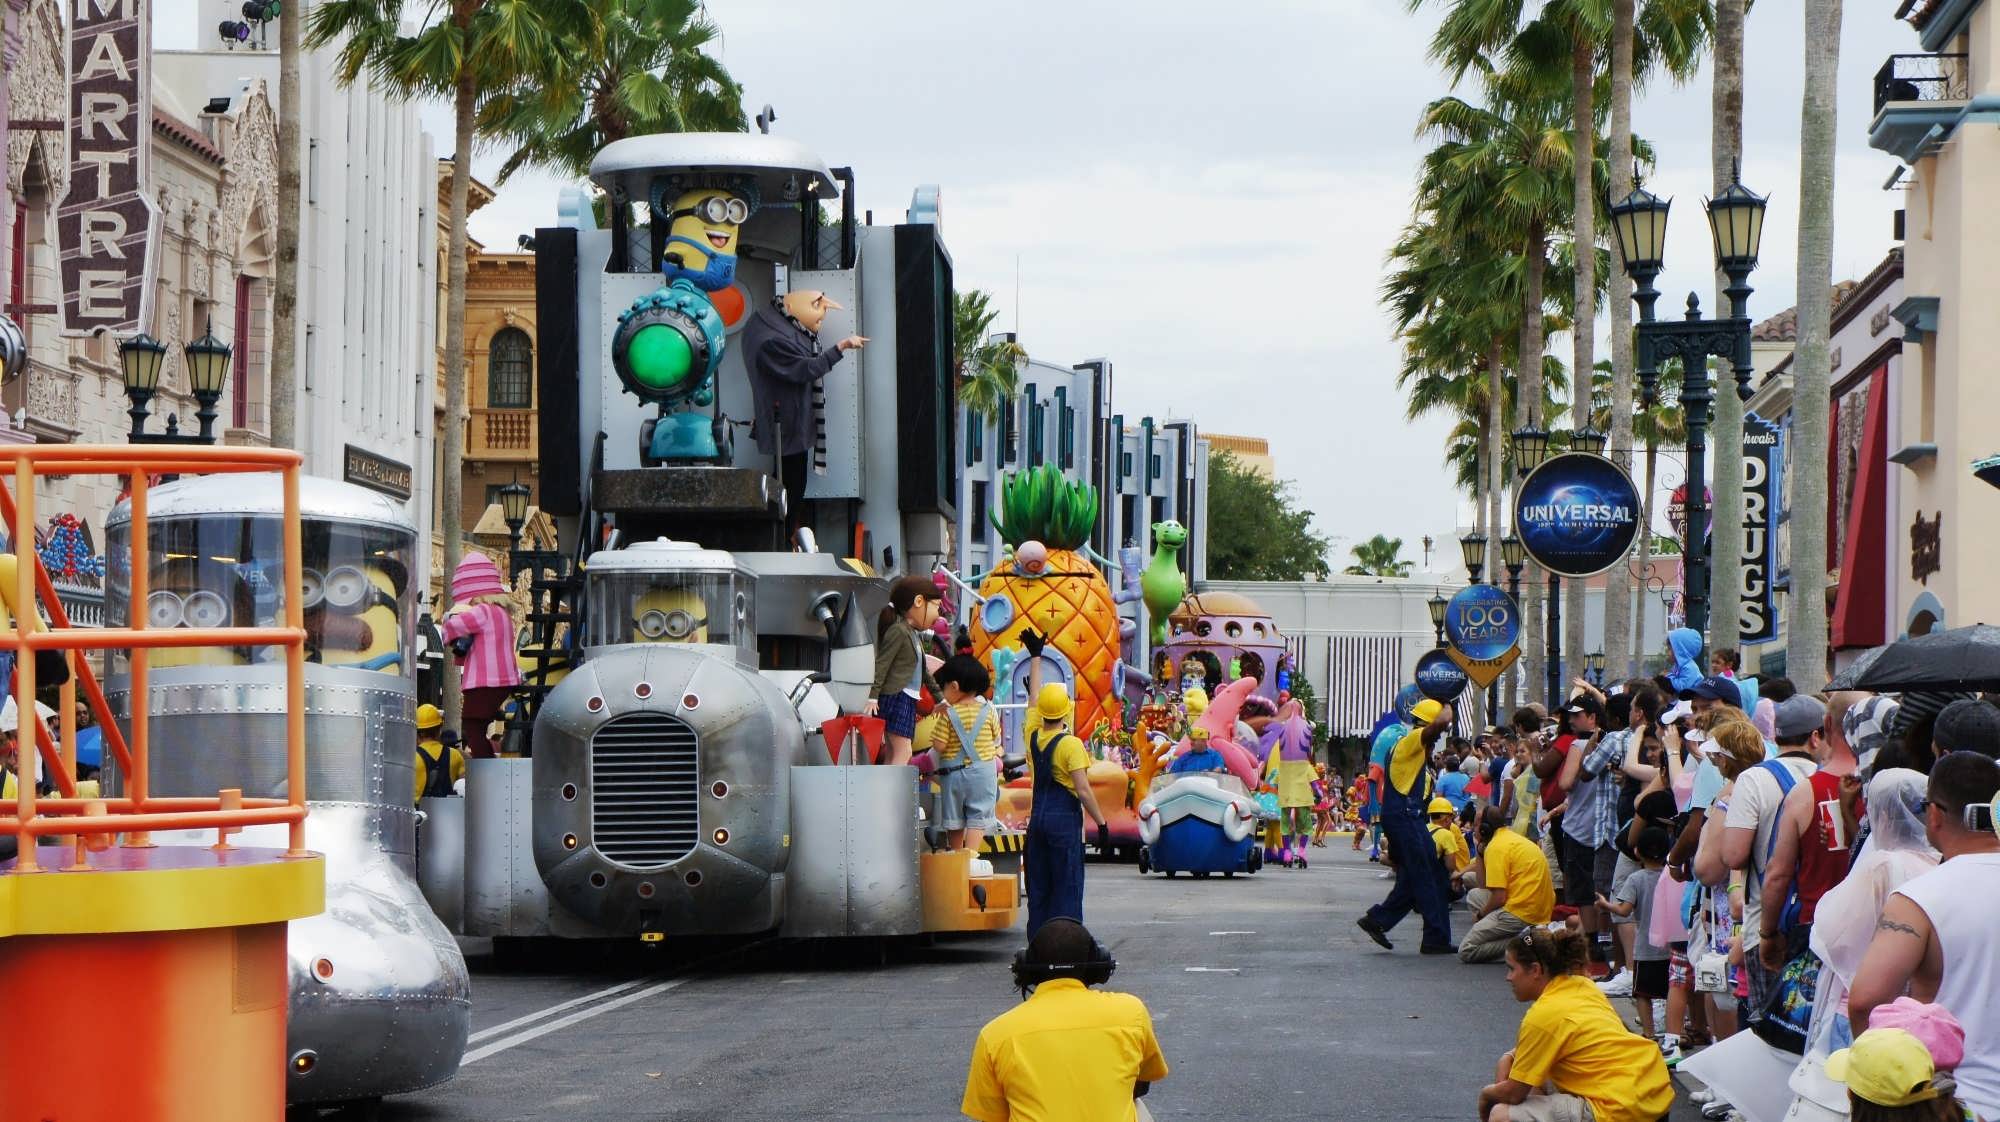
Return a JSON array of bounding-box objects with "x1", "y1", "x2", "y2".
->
[{"x1": 1850, "y1": 751, "x2": 2000, "y2": 1120}]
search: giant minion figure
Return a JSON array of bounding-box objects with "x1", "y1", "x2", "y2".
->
[
  {"x1": 305, "y1": 559, "x2": 407, "y2": 672},
  {"x1": 631, "y1": 586, "x2": 709, "y2": 645},
  {"x1": 147, "y1": 557, "x2": 257, "y2": 668},
  {"x1": 659, "y1": 184, "x2": 754, "y2": 292}
]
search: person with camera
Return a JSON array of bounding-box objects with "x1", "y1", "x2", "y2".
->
[{"x1": 961, "y1": 918, "x2": 1168, "y2": 1122}]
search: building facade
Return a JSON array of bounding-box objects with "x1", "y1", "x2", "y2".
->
[
  {"x1": 1869, "y1": 1, "x2": 2000, "y2": 638},
  {"x1": 953, "y1": 354, "x2": 1209, "y2": 662},
  {"x1": 1203, "y1": 431, "x2": 1273, "y2": 479}
]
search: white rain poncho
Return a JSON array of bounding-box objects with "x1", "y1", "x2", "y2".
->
[{"x1": 1783, "y1": 768, "x2": 1939, "y2": 1122}]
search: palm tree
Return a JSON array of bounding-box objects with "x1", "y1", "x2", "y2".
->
[
  {"x1": 1787, "y1": 0, "x2": 1840, "y2": 692},
  {"x1": 478, "y1": 0, "x2": 745, "y2": 185},
  {"x1": 952, "y1": 290, "x2": 1027, "y2": 423},
  {"x1": 1345, "y1": 535, "x2": 1415, "y2": 578},
  {"x1": 1601, "y1": 0, "x2": 1710, "y2": 676},
  {"x1": 1707, "y1": 0, "x2": 1747, "y2": 655},
  {"x1": 307, "y1": 0, "x2": 583, "y2": 731}
]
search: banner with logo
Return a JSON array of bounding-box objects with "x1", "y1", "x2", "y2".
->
[
  {"x1": 1514, "y1": 453, "x2": 1642, "y2": 578},
  {"x1": 1740, "y1": 412, "x2": 1781, "y2": 644},
  {"x1": 1443, "y1": 582, "x2": 1522, "y2": 689},
  {"x1": 1414, "y1": 648, "x2": 1470, "y2": 702}
]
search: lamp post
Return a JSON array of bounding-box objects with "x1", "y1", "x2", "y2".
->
[
  {"x1": 499, "y1": 480, "x2": 532, "y2": 573},
  {"x1": 1427, "y1": 592, "x2": 1448, "y2": 649},
  {"x1": 1511, "y1": 426, "x2": 1565, "y2": 707},
  {"x1": 1610, "y1": 167, "x2": 1767, "y2": 645},
  {"x1": 1502, "y1": 534, "x2": 1525, "y2": 710},
  {"x1": 122, "y1": 321, "x2": 231, "y2": 445},
  {"x1": 1587, "y1": 650, "x2": 1606, "y2": 687},
  {"x1": 1459, "y1": 533, "x2": 1487, "y2": 585}
]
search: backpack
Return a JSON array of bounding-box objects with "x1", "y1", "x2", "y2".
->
[{"x1": 1756, "y1": 759, "x2": 1806, "y2": 934}]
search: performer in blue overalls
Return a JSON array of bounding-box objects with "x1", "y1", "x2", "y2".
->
[
  {"x1": 1356, "y1": 698, "x2": 1457, "y2": 954},
  {"x1": 1024, "y1": 680, "x2": 1112, "y2": 937}
]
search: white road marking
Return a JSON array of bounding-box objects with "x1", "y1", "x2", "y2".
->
[
  {"x1": 467, "y1": 976, "x2": 659, "y2": 1044},
  {"x1": 1208, "y1": 930, "x2": 1256, "y2": 935},
  {"x1": 1183, "y1": 967, "x2": 1241, "y2": 974},
  {"x1": 463, "y1": 979, "x2": 691, "y2": 1064}
]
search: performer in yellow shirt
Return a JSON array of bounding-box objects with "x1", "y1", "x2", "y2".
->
[
  {"x1": 1358, "y1": 697, "x2": 1457, "y2": 954},
  {"x1": 924, "y1": 655, "x2": 1003, "y2": 853},
  {"x1": 962, "y1": 919, "x2": 1168, "y2": 1122},
  {"x1": 1019, "y1": 629, "x2": 1111, "y2": 937}
]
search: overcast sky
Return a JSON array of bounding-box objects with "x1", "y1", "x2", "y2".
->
[{"x1": 164, "y1": 2, "x2": 1916, "y2": 578}]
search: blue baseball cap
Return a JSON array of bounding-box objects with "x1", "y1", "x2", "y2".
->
[{"x1": 1680, "y1": 675, "x2": 1742, "y2": 709}]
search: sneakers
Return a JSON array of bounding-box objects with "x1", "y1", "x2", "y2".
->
[
  {"x1": 1689, "y1": 1090, "x2": 1714, "y2": 1105},
  {"x1": 1356, "y1": 915, "x2": 1394, "y2": 950},
  {"x1": 1419, "y1": 943, "x2": 1459, "y2": 956},
  {"x1": 1377, "y1": 870, "x2": 1394, "y2": 879},
  {"x1": 1659, "y1": 1035, "x2": 1683, "y2": 1067},
  {"x1": 1595, "y1": 968, "x2": 1633, "y2": 997},
  {"x1": 1700, "y1": 1100, "x2": 1735, "y2": 1120}
]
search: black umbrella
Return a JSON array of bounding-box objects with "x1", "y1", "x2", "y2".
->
[{"x1": 1826, "y1": 623, "x2": 2000, "y2": 693}]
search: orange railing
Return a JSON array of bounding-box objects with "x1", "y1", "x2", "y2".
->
[{"x1": 0, "y1": 446, "x2": 311, "y2": 871}]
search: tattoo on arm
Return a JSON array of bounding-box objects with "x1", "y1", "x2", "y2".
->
[{"x1": 1876, "y1": 919, "x2": 1923, "y2": 938}]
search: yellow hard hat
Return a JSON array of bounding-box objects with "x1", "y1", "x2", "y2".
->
[
  {"x1": 1189, "y1": 725, "x2": 1211, "y2": 740},
  {"x1": 416, "y1": 703, "x2": 443, "y2": 730},
  {"x1": 1428, "y1": 797, "x2": 1455, "y2": 816},
  {"x1": 1035, "y1": 683, "x2": 1074, "y2": 722},
  {"x1": 1412, "y1": 699, "x2": 1445, "y2": 725}
]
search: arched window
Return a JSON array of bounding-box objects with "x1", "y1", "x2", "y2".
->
[{"x1": 488, "y1": 328, "x2": 533, "y2": 408}]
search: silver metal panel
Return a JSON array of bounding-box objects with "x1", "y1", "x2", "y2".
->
[
  {"x1": 417, "y1": 796, "x2": 465, "y2": 934},
  {"x1": 529, "y1": 645, "x2": 805, "y2": 936},
  {"x1": 782, "y1": 765, "x2": 923, "y2": 938},
  {"x1": 588, "y1": 133, "x2": 836, "y2": 203},
  {"x1": 105, "y1": 474, "x2": 414, "y2": 537},
  {"x1": 460, "y1": 757, "x2": 607, "y2": 939},
  {"x1": 104, "y1": 665, "x2": 415, "y2": 814},
  {"x1": 787, "y1": 267, "x2": 862, "y2": 499}
]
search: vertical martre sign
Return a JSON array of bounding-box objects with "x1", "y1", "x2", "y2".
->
[{"x1": 59, "y1": 0, "x2": 157, "y2": 335}]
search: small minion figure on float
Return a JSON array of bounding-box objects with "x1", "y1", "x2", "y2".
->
[
  {"x1": 304, "y1": 558, "x2": 407, "y2": 673},
  {"x1": 631, "y1": 586, "x2": 709, "y2": 644},
  {"x1": 658, "y1": 180, "x2": 756, "y2": 295},
  {"x1": 146, "y1": 557, "x2": 257, "y2": 669}
]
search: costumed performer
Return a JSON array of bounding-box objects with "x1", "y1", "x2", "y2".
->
[
  {"x1": 1019, "y1": 629, "x2": 1112, "y2": 936},
  {"x1": 439, "y1": 552, "x2": 522, "y2": 759},
  {"x1": 1357, "y1": 698, "x2": 1457, "y2": 954}
]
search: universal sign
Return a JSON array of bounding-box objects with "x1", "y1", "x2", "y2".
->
[
  {"x1": 1443, "y1": 583, "x2": 1522, "y2": 690},
  {"x1": 1513, "y1": 452, "x2": 1642, "y2": 578},
  {"x1": 1739, "y1": 413, "x2": 1782, "y2": 644},
  {"x1": 59, "y1": 0, "x2": 158, "y2": 335},
  {"x1": 1414, "y1": 649, "x2": 1470, "y2": 703}
]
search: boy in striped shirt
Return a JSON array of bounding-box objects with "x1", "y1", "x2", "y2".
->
[{"x1": 925, "y1": 654, "x2": 1004, "y2": 854}]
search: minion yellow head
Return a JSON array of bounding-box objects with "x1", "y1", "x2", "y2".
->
[
  {"x1": 307, "y1": 560, "x2": 406, "y2": 672},
  {"x1": 633, "y1": 586, "x2": 708, "y2": 644},
  {"x1": 146, "y1": 558, "x2": 253, "y2": 668},
  {"x1": 662, "y1": 188, "x2": 750, "y2": 290},
  {"x1": 1184, "y1": 687, "x2": 1209, "y2": 718}
]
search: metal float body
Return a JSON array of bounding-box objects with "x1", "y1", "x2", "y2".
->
[{"x1": 103, "y1": 476, "x2": 469, "y2": 1106}]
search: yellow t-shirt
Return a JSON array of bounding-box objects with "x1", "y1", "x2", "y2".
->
[
  {"x1": 928, "y1": 699, "x2": 1003, "y2": 764},
  {"x1": 1389, "y1": 725, "x2": 1433, "y2": 800},
  {"x1": 1511, "y1": 975, "x2": 1675, "y2": 1122},
  {"x1": 961, "y1": 978, "x2": 1169, "y2": 1122},
  {"x1": 1482, "y1": 826, "x2": 1555, "y2": 925},
  {"x1": 1430, "y1": 822, "x2": 1471, "y2": 875},
  {"x1": 414, "y1": 739, "x2": 466, "y2": 804},
  {"x1": 1030, "y1": 729, "x2": 1092, "y2": 793}
]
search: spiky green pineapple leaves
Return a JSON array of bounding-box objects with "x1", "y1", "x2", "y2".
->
[{"x1": 989, "y1": 465, "x2": 1100, "y2": 550}]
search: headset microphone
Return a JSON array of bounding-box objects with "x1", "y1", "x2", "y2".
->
[{"x1": 1010, "y1": 937, "x2": 1116, "y2": 995}]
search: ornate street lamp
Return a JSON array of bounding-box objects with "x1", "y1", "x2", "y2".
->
[
  {"x1": 183, "y1": 318, "x2": 232, "y2": 443},
  {"x1": 1587, "y1": 650, "x2": 1606, "y2": 686},
  {"x1": 1510, "y1": 426, "x2": 1550, "y2": 476},
  {"x1": 1427, "y1": 592, "x2": 1448, "y2": 648},
  {"x1": 1459, "y1": 533, "x2": 1487, "y2": 584},
  {"x1": 1502, "y1": 534, "x2": 1527, "y2": 711},
  {"x1": 500, "y1": 480, "x2": 532, "y2": 571},
  {"x1": 120, "y1": 333, "x2": 172, "y2": 442},
  {"x1": 1614, "y1": 161, "x2": 1769, "y2": 643},
  {"x1": 1571, "y1": 428, "x2": 1607, "y2": 457}
]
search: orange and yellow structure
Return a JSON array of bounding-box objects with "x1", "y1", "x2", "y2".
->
[{"x1": 0, "y1": 445, "x2": 324, "y2": 1122}]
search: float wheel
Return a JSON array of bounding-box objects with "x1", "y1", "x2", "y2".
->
[{"x1": 1137, "y1": 848, "x2": 1151, "y2": 875}]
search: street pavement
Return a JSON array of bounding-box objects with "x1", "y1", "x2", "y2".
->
[{"x1": 374, "y1": 845, "x2": 1701, "y2": 1121}]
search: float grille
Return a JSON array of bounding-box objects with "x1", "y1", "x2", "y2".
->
[{"x1": 589, "y1": 711, "x2": 700, "y2": 867}]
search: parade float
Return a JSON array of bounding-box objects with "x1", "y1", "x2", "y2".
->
[
  {"x1": 1, "y1": 446, "x2": 325, "y2": 1122},
  {"x1": 411, "y1": 131, "x2": 1022, "y2": 950},
  {"x1": 1160, "y1": 588, "x2": 1290, "y2": 704},
  {"x1": 958, "y1": 466, "x2": 1147, "y2": 852}
]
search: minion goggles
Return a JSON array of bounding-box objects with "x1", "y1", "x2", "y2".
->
[
  {"x1": 301, "y1": 566, "x2": 397, "y2": 615},
  {"x1": 637, "y1": 606, "x2": 706, "y2": 640},
  {"x1": 669, "y1": 196, "x2": 751, "y2": 226}
]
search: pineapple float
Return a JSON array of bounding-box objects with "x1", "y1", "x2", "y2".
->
[
  {"x1": 972, "y1": 467, "x2": 1135, "y2": 850},
  {"x1": 970, "y1": 465, "x2": 1121, "y2": 735}
]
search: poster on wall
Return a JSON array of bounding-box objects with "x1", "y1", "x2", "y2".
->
[
  {"x1": 1740, "y1": 412, "x2": 1781, "y2": 645},
  {"x1": 1514, "y1": 453, "x2": 1643, "y2": 578}
]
